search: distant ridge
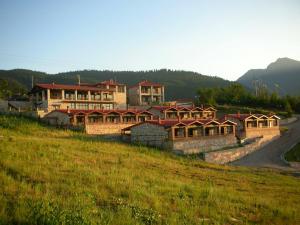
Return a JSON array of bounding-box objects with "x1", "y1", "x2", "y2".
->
[
  {"x1": 237, "y1": 58, "x2": 300, "y2": 95},
  {"x1": 0, "y1": 69, "x2": 231, "y2": 100}
]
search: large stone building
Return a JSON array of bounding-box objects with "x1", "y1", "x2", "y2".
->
[
  {"x1": 122, "y1": 118, "x2": 237, "y2": 154},
  {"x1": 128, "y1": 80, "x2": 165, "y2": 106},
  {"x1": 29, "y1": 80, "x2": 127, "y2": 114}
]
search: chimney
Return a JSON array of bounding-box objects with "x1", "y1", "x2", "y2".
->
[
  {"x1": 249, "y1": 111, "x2": 252, "y2": 115},
  {"x1": 201, "y1": 104, "x2": 203, "y2": 109},
  {"x1": 67, "y1": 106, "x2": 70, "y2": 114},
  {"x1": 224, "y1": 115, "x2": 227, "y2": 120},
  {"x1": 52, "y1": 82, "x2": 55, "y2": 85},
  {"x1": 237, "y1": 111, "x2": 240, "y2": 117}
]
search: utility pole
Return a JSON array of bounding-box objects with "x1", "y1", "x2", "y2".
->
[{"x1": 31, "y1": 75, "x2": 34, "y2": 88}]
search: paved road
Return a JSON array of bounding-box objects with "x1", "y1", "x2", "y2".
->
[{"x1": 231, "y1": 115, "x2": 300, "y2": 171}]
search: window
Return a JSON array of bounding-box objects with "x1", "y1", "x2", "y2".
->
[
  {"x1": 77, "y1": 103, "x2": 89, "y2": 110},
  {"x1": 118, "y1": 86, "x2": 125, "y2": 93},
  {"x1": 70, "y1": 103, "x2": 76, "y2": 109}
]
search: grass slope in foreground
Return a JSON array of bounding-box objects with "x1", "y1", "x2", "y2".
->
[{"x1": 0, "y1": 115, "x2": 299, "y2": 225}]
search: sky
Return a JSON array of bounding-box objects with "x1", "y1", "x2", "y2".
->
[{"x1": 0, "y1": 0, "x2": 300, "y2": 80}]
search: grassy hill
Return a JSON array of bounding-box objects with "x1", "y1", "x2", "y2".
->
[
  {"x1": 0, "y1": 114, "x2": 300, "y2": 224},
  {"x1": 237, "y1": 58, "x2": 300, "y2": 96},
  {"x1": 0, "y1": 69, "x2": 231, "y2": 100}
]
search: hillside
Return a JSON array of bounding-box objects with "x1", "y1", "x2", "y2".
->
[
  {"x1": 0, "y1": 69, "x2": 231, "y2": 100},
  {"x1": 237, "y1": 58, "x2": 300, "y2": 96},
  {"x1": 0, "y1": 114, "x2": 300, "y2": 224}
]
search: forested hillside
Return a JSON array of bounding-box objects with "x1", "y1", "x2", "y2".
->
[{"x1": 0, "y1": 69, "x2": 231, "y2": 100}]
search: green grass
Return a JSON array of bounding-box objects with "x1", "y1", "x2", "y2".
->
[
  {"x1": 0, "y1": 114, "x2": 300, "y2": 225},
  {"x1": 285, "y1": 143, "x2": 300, "y2": 162}
]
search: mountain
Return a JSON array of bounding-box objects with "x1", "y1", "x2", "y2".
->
[
  {"x1": 0, "y1": 69, "x2": 232, "y2": 100},
  {"x1": 237, "y1": 58, "x2": 300, "y2": 96}
]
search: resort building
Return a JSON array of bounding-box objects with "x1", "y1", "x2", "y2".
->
[
  {"x1": 29, "y1": 80, "x2": 127, "y2": 115},
  {"x1": 148, "y1": 105, "x2": 217, "y2": 120},
  {"x1": 122, "y1": 118, "x2": 237, "y2": 154},
  {"x1": 226, "y1": 113, "x2": 280, "y2": 141},
  {"x1": 128, "y1": 80, "x2": 165, "y2": 106}
]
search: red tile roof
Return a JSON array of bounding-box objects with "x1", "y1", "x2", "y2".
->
[
  {"x1": 129, "y1": 80, "x2": 163, "y2": 89},
  {"x1": 149, "y1": 105, "x2": 216, "y2": 112},
  {"x1": 95, "y1": 79, "x2": 125, "y2": 86},
  {"x1": 33, "y1": 83, "x2": 112, "y2": 92},
  {"x1": 51, "y1": 109, "x2": 153, "y2": 116},
  {"x1": 226, "y1": 114, "x2": 269, "y2": 121}
]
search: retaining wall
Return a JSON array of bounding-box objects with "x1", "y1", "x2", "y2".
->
[
  {"x1": 204, "y1": 135, "x2": 280, "y2": 164},
  {"x1": 85, "y1": 123, "x2": 134, "y2": 135}
]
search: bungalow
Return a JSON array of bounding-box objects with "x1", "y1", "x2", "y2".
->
[
  {"x1": 226, "y1": 113, "x2": 280, "y2": 141},
  {"x1": 148, "y1": 105, "x2": 217, "y2": 120},
  {"x1": 121, "y1": 118, "x2": 237, "y2": 154},
  {"x1": 43, "y1": 109, "x2": 154, "y2": 135}
]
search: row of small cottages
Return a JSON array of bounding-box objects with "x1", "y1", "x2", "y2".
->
[{"x1": 43, "y1": 105, "x2": 217, "y2": 126}]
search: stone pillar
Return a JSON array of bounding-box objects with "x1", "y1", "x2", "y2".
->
[
  {"x1": 150, "y1": 86, "x2": 154, "y2": 103},
  {"x1": 171, "y1": 127, "x2": 175, "y2": 140},
  {"x1": 62, "y1": 90, "x2": 65, "y2": 100},
  {"x1": 47, "y1": 89, "x2": 50, "y2": 100},
  {"x1": 256, "y1": 120, "x2": 259, "y2": 128},
  {"x1": 135, "y1": 115, "x2": 139, "y2": 122},
  {"x1": 203, "y1": 126, "x2": 206, "y2": 136},
  {"x1": 88, "y1": 91, "x2": 91, "y2": 101},
  {"x1": 162, "y1": 86, "x2": 165, "y2": 102},
  {"x1": 73, "y1": 115, "x2": 77, "y2": 125},
  {"x1": 42, "y1": 90, "x2": 45, "y2": 101},
  {"x1": 218, "y1": 126, "x2": 221, "y2": 135},
  {"x1": 139, "y1": 86, "x2": 142, "y2": 105},
  {"x1": 185, "y1": 127, "x2": 189, "y2": 138},
  {"x1": 75, "y1": 90, "x2": 78, "y2": 101}
]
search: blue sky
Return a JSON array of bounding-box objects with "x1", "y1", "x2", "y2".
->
[{"x1": 0, "y1": 0, "x2": 300, "y2": 80}]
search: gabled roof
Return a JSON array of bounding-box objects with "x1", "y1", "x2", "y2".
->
[
  {"x1": 122, "y1": 118, "x2": 231, "y2": 131},
  {"x1": 129, "y1": 80, "x2": 163, "y2": 89},
  {"x1": 48, "y1": 109, "x2": 153, "y2": 116},
  {"x1": 95, "y1": 80, "x2": 125, "y2": 86},
  {"x1": 31, "y1": 83, "x2": 112, "y2": 92},
  {"x1": 226, "y1": 113, "x2": 280, "y2": 121}
]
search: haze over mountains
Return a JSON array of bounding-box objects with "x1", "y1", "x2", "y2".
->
[
  {"x1": 0, "y1": 57, "x2": 299, "y2": 100},
  {"x1": 237, "y1": 58, "x2": 300, "y2": 96}
]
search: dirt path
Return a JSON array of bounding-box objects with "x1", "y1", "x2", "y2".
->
[{"x1": 230, "y1": 115, "x2": 300, "y2": 172}]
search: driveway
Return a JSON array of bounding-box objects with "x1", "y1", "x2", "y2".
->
[{"x1": 230, "y1": 115, "x2": 300, "y2": 171}]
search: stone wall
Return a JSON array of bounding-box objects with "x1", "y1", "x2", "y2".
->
[
  {"x1": 43, "y1": 111, "x2": 70, "y2": 125},
  {"x1": 172, "y1": 135, "x2": 237, "y2": 154},
  {"x1": 245, "y1": 127, "x2": 280, "y2": 141},
  {"x1": 130, "y1": 123, "x2": 168, "y2": 148},
  {"x1": 85, "y1": 123, "x2": 134, "y2": 135},
  {"x1": 204, "y1": 135, "x2": 280, "y2": 164}
]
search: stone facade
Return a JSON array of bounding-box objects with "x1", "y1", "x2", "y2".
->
[
  {"x1": 128, "y1": 81, "x2": 165, "y2": 106},
  {"x1": 130, "y1": 123, "x2": 169, "y2": 147},
  {"x1": 245, "y1": 127, "x2": 280, "y2": 141},
  {"x1": 43, "y1": 111, "x2": 70, "y2": 126},
  {"x1": 172, "y1": 135, "x2": 237, "y2": 154},
  {"x1": 204, "y1": 135, "x2": 280, "y2": 164},
  {"x1": 86, "y1": 123, "x2": 134, "y2": 135}
]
